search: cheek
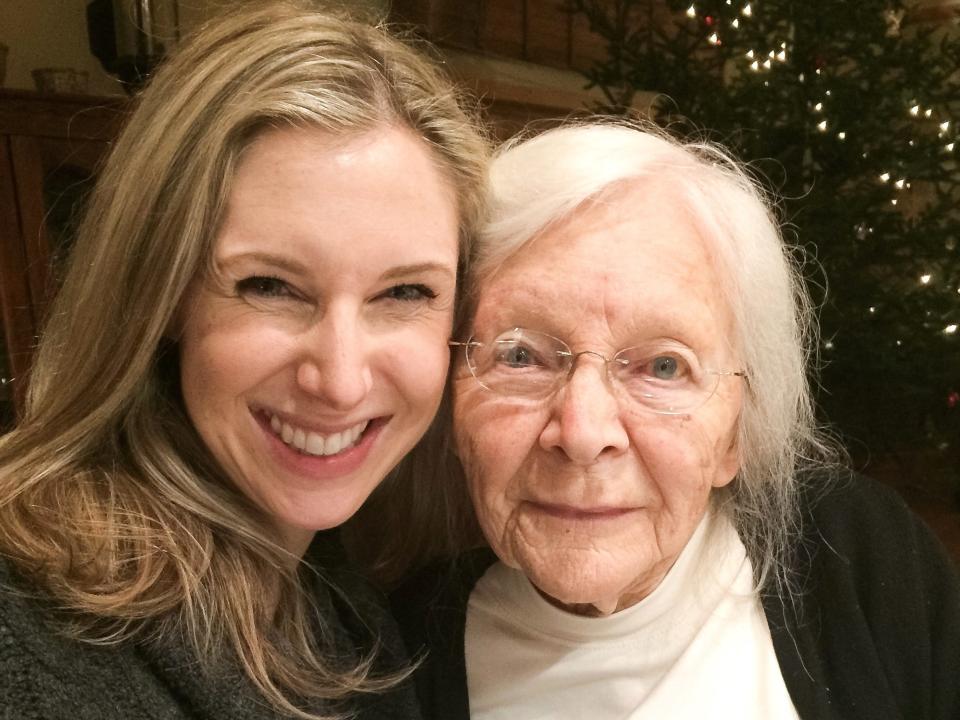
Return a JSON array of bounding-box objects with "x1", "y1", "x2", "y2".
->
[
  {"x1": 453, "y1": 386, "x2": 544, "y2": 545},
  {"x1": 627, "y1": 416, "x2": 737, "y2": 507},
  {"x1": 180, "y1": 319, "x2": 292, "y2": 410},
  {"x1": 379, "y1": 323, "x2": 454, "y2": 426}
]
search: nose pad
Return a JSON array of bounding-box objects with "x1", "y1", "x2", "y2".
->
[
  {"x1": 539, "y1": 359, "x2": 629, "y2": 464},
  {"x1": 295, "y1": 318, "x2": 373, "y2": 410}
]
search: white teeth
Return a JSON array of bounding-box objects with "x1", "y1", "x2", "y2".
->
[
  {"x1": 270, "y1": 415, "x2": 369, "y2": 457},
  {"x1": 326, "y1": 432, "x2": 343, "y2": 455},
  {"x1": 305, "y1": 433, "x2": 325, "y2": 455}
]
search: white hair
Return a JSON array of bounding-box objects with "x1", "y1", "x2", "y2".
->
[{"x1": 471, "y1": 120, "x2": 838, "y2": 598}]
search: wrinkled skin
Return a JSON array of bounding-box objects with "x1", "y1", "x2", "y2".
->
[{"x1": 454, "y1": 181, "x2": 743, "y2": 615}]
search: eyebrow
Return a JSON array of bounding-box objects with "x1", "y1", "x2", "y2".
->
[
  {"x1": 380, "y1": 262, "x2": 456, "y2": 281},
  {"x1": 217, "y1": 254, "x2": 454, "y2": 281},
  {"x1": 217, "y1": 252, "x2": 306, "y2": 275}
]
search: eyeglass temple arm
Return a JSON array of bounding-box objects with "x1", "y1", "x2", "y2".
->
[
  {"x1": 709, "y1": 370, "x2": 748, "y2": 378},
  {"x1": 448, "y1": 340, "x2": 482, "y2": 348}
]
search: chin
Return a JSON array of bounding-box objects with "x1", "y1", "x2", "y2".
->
[{"x1": 522, "y1": 558, "x2": 630, "y2": 608}]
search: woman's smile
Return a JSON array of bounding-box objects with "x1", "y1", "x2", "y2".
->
[
  {"x1": 254, "y1": 409, "x2": 386, "y2": 481},
  {"x1": 262, "y1": 409, "x2": 371, "y2": 457}
]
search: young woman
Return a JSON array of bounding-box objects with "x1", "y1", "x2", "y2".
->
[{"x1": 0, "y1": 3, "x2": 486, "y2": 718}]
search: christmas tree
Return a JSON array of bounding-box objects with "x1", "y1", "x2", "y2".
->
[{"x1": 569, "y1": 0, "x2": 960, "y2": 484}]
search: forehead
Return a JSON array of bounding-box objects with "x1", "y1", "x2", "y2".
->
[
  {"x1": 474, "y1": 181, "x2": 734, "y2": 349},
  {"x1": 212, "y1": 125, "x2": 459, "y2": 263}
]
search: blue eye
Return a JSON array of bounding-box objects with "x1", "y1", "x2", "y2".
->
[
  {"x1": 381, "y1": 283, "x2": 437, "y2": 302},
  {"x1": 651, "y1": 356, "x2": 679, "y2": 379},
  {"x1": 235, "y1": 276, "x2": 292, "y2": 298}
]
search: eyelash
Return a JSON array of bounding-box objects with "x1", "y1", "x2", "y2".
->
[
  {"x1": 380, "y1": 283, "x2": 438, "y2": 302},
  {"x1": 235, "y1": 276, "x2": 294, "y2": 299},
  {"x1": 235, "y1": 278, "x2": 438, "y2": 306}
]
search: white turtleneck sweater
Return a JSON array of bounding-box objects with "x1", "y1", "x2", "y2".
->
[{"x1": 464, "y1": 512, "x2": 800, "y2": 720}]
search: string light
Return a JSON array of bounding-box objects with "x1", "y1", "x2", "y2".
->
[{"x1": 657, "y1": 0, "x2": 960, "y2": 380}]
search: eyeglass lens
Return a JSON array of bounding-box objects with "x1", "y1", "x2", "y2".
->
[{"x1": 465, "y1": 327, "x2": 724, "y2": 414}]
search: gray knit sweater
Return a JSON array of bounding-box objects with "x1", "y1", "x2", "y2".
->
[{"x1": 0, "y1": 534, "x2": 421, "y2": 720}]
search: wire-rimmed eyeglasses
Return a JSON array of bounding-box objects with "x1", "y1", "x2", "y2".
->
[{"x1": 450, "y1": 327, "x2": 747, "y2": 415}]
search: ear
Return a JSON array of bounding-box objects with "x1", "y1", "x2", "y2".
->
[{"x1": 712, "y1": 426, "x2": 741, "y2": 488}]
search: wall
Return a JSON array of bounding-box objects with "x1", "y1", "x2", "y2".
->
[
  {"x1": 0, "y1": 0, "x2": 124, "y2": 95},
  {"x1": 0, "y1": 0, "x2": 388, "y2": 97}
]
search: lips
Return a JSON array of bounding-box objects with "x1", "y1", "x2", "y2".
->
[
  {"x1": 266, "y1": 413, "x2": 369, "y2": 457},
  {"x1": 528, "y1": 501, "x2": 637, "y2": 520}
]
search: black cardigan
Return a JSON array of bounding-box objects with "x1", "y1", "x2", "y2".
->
[
  {"x1": 391, "y1": 475, "x2": 960, "y2": 720},
  {"x1": 0, "y1": 532, "x2": 421, "y2": 720}
]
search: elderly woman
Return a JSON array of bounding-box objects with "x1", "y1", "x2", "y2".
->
[
  {"x1": 394, "y1": 123, "x2": 960, "y2": 719},
  {"x1": 0, "y1": 2, "x2": 486, "y2": 718}
]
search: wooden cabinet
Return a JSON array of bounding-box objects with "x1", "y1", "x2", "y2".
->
[{"x1": 0, "y1": 89, "x2": 128, "y2": 429}]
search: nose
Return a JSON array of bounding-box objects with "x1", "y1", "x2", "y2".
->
[
  {"x1": 538, "y1": 358, "x2": 629, "y2": 465},
  {"x1": 295, "y1": 308, "x2": 373, "y2": 411}
]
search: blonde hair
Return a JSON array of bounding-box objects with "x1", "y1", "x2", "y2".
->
[{"x1": 0, "y1": 1, "x2": 486, "y2": 717}]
